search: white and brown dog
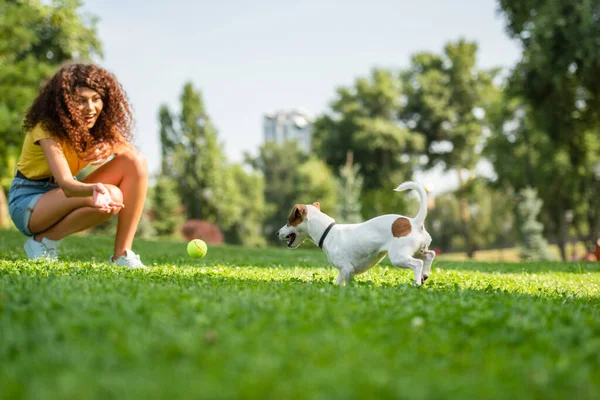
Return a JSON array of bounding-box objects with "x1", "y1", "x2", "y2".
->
[{"x1": 278, "y1": 181, "x2": 435, "y2": 286}]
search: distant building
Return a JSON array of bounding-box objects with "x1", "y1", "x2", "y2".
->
[{"x1": 263, "y1": 109, "x2": 314, "y2": 152}]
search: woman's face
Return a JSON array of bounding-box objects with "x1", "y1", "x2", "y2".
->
[{"x1": 76, "y1": 86, "x2": 103, "y2": 129}]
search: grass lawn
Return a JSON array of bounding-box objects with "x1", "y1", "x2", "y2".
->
[{"x1": 1, "y1": 229, "x2": 599, "y2": 399}]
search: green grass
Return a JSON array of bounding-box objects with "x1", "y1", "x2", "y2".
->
[{"x1": 1, "y1": 229, "x2": 599, "y2": 400}]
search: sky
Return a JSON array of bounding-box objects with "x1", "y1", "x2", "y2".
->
[{"x1": 81, "y1": 0, "x2": 521, "y2": 193}]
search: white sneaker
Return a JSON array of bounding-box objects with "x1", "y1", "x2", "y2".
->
[
  {"x1": 24, "y1": 236, "x2": 61, "y2": 261},
  {"x1": 110, "y1": 249, "x2": 146, "y2": 268}
]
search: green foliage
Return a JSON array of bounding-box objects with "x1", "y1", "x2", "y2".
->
[
  {"x1": 0, "y1": 0, "x2": 102, "y2": 177},
  {"x1": 498, "y1": 0, "x2": 600, "y2": 149},
  {"x1": 486, "y1": 94, "x2": 600, "y2": 259},
  {"x1": 296, "y1": 157, "x2": 337, "y2": 216},
  {"x1": 245, "y1": 141, "x2": 340, "y2": 241},
  {"x1": 222, "y1": 164, "x2": 267, "y2": 248},
  {"x1": 426, "y1": 192, "x2": 462, "y2": 252},
  {"x1": 157, "y1": 105, "x2": 180, "y2": 178},
  {"x1": 158, "y1": 83, "x2": 241, "y2": 231},
  {"x1": 157, "y1": 83, "x2": 269, "y2": 245},
  {"x1": 517, "y1": 187, "x2": 554, "y2": 261},
  {"x1": 178, "y1": 83, "x2": 229, "y2": 223},
  {"x1": 135, "y1": 202, "x2": 156, "y2": 240},
  {"x1": 497, "y1": 0, "x2": 600, "y2": 257},
  {"x1": 87, "y1": 202, "x2": 155, "y2": 240},
  {"x1": 245, "y1": 141, "x2": 307, "y2": 239},
  {"x1": 150, "y1": 176, "x2": 184, "y2": 237},
  {"x1": 313, "y1": 69, "x2": 424, "y2": 192},
  {"x1": 400, "y1": 39, "x2": 502, "y2": 257},
  {"x1": 335, "y1": 152, "x2": 364, "y2": 224},
  {"x1": 428, "y1": 180, "x2": 516, "y2": 253},
  {"x1": 400, "y1": 40, "x2": 498, "y2": 172},
  {"x1": 1, "y1": 229, "x2": 599, "y2": 399},
  {"x1": 485, "y1": 98, "x2": 564, "y2": 232},
  {"x1": 360, "y1": 170, "x2": 415, "y2": 220},
  {"x1": 0, "y1": 0, "x2": 102, "y2": 228},
  {"x1": 462, "y1": 179, "x2": 517, "y2": 252}
]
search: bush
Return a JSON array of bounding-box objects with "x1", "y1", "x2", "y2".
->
[{"x1": 181, "y1": 220, "x2": 224, "y2": 244}]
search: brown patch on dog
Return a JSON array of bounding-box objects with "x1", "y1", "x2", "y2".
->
[
  {"x1": 312, "y1": 201, "x2": 321, "y2": 210},
  {"x1": 287, "y1": 204, "x2": 307, "y2": 226},
  {"x1": 391, "y1": 217, "x2": 412, "y2": 237}
]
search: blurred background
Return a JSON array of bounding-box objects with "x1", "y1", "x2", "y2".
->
[{"x1": 1, "y1": 0, "x2": 599, "y2": 261}]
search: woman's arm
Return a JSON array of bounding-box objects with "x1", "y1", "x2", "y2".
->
[
  {"x1": 40, "y1": 138, "x2": 96, "y2": 197},
  {"x1": 39, "y1": 138, "x2": 124, "y2": 213}
]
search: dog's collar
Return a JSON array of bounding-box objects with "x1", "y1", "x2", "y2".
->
[{"x1": 318, "y1": 222, "x2": 336, "y2": 249}]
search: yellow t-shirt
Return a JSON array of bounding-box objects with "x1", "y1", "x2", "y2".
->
[{"x1": 16, "y1": 123, "x2": 89, "y2": 179}]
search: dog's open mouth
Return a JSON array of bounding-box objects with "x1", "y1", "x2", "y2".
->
[{"x1": 286, "y1": 233, "x2": 296, "y2": 247}]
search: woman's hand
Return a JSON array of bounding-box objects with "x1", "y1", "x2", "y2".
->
[
  {"x1": 92, "y1": 183, "x2": 125, "y2": 213},
  {"x1": 81, "y1": 141, "x2": 114, "y2": 165}
]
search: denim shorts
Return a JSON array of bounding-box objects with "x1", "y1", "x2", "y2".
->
[{"x1": 8, "y1": 177, "x2": 60, "y2": 236}]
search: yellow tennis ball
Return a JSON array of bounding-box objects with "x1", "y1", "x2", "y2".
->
[{"x1": 187, "y1": 239, "x2": 207, "y2": 258}]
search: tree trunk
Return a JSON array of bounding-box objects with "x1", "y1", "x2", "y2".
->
[
  {"x1": 0, "y1": 188, "x2": 9, "y2": 229},
  {"x1": 556, "y1": 206, "x2": 568, "y2": 261},
  {"x1": 593, "y1": 186, "x2": 600, "y2": 246},
  {"x1": 594, "y1": 211, "x2": 600, "y2": 247},
  {"x1": 457, "y1": 168, "x2": 475, "y2": 258}
]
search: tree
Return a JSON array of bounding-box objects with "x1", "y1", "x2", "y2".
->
[
  {"x1": 157, "y1": 105, "x2": 181, "y2": 179},
  {"x1": 297, "y1": 158, "x2": 337, "y2": 216},
  {"x1": 158, "y1": 82, "x2": 240, "y2": 229},
  {"x1": 427, "y1": 179, "x2": 516, "y2": 255},
  {"x1": 245, "y1": 141, "x2": 307, "y2": 241},
  {"x1": 223, "y1": 164, "x2": 268, "y2": 248},
  {"x1": 496, "y1": 0, "x2": 600, "y2": 258},
  {"x1": 516, "y1": 187, "x2": 554, "y2": 261},
  {"x1": 312, "y1": 69, "x2": 425, "y2": 218},
  {"x1": 0, "y1": 0, "x2": 102, "y2": 227},
  {"x1": 400, "y1": 39, "x2": 501, "y2": 258},
  {"x1": 335, "y1": 151, "x2": 364, "y2": 224},
  {"x1": 150, "y1": 176, "x2": 184, "y2": 237},
  {"x1": 178, "y1": 83, "x2": 226, "y2": 222},
  {"x1": 157, "y1": 82, "x2": 270, "y2": 245}
]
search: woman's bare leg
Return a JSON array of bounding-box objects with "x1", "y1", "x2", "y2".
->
[
  {"x1": 82, "y1": 148, "x2": 148, "y2": 259},
  {"x1": 28, "y1": 147, "x2": 147, "y2": 260},
  {"x1": 29, "y1": 184, "x2": 123, "y2": 240}
]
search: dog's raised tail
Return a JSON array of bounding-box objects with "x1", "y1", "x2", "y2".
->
[{"x1": 394, "y1": 181, "x2": 428, "y2": 226}]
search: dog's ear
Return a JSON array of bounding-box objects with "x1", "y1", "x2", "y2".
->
[
  {"x1": 287, "y1": 204, "x2": 307, "y2": 226},
  {"x1": 287, "y1": 206, "x2": 297, "y2": 224},
  {"x1": 296, "y1": 205, "x2": 307, "y2": 218},
  {"x1": 312, "y1": 201, "x2": 321, "y2": 210}
]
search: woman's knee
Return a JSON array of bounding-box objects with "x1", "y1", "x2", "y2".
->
[
  {"x1": 120, "y1": 148, "x2": 148, "y2": 177},
  {"x1": 105, "y1": 184, "x2": 123, "y2": 205}
]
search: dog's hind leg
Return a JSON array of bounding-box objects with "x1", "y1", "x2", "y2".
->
[
  {"x1": 389, "y1": 251, "x2": 424, "y2": 286},
  {"x1": 421, "y1": 250, "x2": 436, "y2": 281}
]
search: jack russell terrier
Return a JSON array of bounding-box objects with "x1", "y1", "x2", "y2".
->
[{"x1": 278, "y1": 181, "x2": 435, "y2": 286}]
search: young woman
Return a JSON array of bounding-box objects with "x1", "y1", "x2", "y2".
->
[{"x1": 7, "y1": 63, "x2": 148, "y2": 267}]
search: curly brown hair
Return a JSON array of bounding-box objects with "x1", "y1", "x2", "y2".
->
[{"x1": 23, "y1": 62, "x2": 134, "y2": 155}]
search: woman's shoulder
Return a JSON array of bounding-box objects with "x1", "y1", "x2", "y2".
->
[{"x1": 29, "y1": 122, "x2": 56, "y2": 142}]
